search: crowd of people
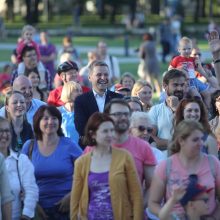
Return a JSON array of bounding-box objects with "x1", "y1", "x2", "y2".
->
[{"x1": 1, "y1": 23, "x2": 220, "y2": 220}]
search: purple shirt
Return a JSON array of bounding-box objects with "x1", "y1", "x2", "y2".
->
[
  {"x1": 88, "y1": 171, "x2": 113, "y2": 220},
  {"x1": 39, "y1": 43, "x2": 57, "y2": 79}
]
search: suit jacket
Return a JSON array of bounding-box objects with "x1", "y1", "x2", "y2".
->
[
  {"x1": 70, "y1": 147, "x2": 143, "y2": 220},
  {"x1": 74, "y1": 90, "x2": 123, "y2": 138}
]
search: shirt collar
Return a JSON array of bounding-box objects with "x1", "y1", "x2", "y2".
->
[{"x1": 92, "y1": 89, "x2": 107, "y2": 98}]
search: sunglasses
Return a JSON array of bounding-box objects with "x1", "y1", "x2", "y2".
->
[{"x1": 134, "y1": 125, "x2": 153, "y2": 133}]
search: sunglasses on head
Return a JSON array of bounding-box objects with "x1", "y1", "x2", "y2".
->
[{"x1": 136, "y1": 125, "x2": 153, "y2": 133}]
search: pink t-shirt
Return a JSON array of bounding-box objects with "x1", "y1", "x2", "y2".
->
[
  {"x1": 84, "y1": 135, "x2": 157, "y2": 182},
  {"x1": 169, "y1": 56, "x2": 196, "y2": 78},
  {"x1": 155, "y1": 153, "x2": 220, "y2": 216}
]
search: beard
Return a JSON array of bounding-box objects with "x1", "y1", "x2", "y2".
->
[
  {"x1": 114, "y1": 119, "x2": 130, "y2": 133},
  {"x1": 167, "y1": 90, "x2": 184, "y2": 101}
]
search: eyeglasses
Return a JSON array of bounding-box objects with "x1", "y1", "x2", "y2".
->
[
  {"x1": 134, "y1": 125, "x2": 153, "y2": 133},
  {"x1": 57, "y1": 61, "x2": 78, "y2": 74},
  {"x1": 110, "y1": 112, "x2": 130, "y2": 118},
  {"x1": 0, "y1": 129, "x2": 10, "y2": 134},
  {"x1": 24, "y1": 53, "x2": 37, "y2": 58}
]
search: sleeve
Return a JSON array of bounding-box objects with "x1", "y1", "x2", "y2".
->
[
  {"x1": 21, "y1": 139, "x2": 32, "y2": 156},
  {"x1": 147, "y1": 106, "x2": 158, "y2": 127},
  {"x1": 142, "y1": 142, "x2": 157, "y2": 166},
  {"x1": 124, "y1": 152, "x2": 144, "y2": 220},
  {"x1": 0, "y1": 156, "x2": 13, "y2": 205},
  {"x1": 154, "y1": 160, "x2": 167, "y2": 182},
  {"x1": 19, "y1": 155, "x2": 39, "y2": 218},
  {"x1": 70, "y1": 158, "x2": 84, "y2": 220},
  {"x1": 47, "y1": 90, "x2": 58, "y2": 106},
  {"x1": 169, "y1": 56, "x2": 178, "y2": 68},
  {"x1": 68, "y1": 140, "x2": 83, "y2": 160},
  {"x1": 16, "y1": 41, "x2": 25, "y2": 63},
  {"x1": 74, "y1": 96, "x2": 87, "y2": 137}
]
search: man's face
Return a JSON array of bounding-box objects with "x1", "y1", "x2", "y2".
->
[
  {"x1": 23, "y1": 50, "x2": 38, "y2": 67},
  {"x1": 89, "y1": 66, "x2": 109, "y2": 93},
  {"x1": 109, "y1": 103, "x2": 130, "y2": 134},
  {"x1": 13, "y1": 78, "x2": 33, "y2": 106},
  {"x1": 164, "y1": 76, "x2": 186, "y2": 100},
  {"x1": 60, "y1": 69, "x2": 78, "y2": 83},
  {"x1": 97, "y1": 42, "x2": 107, "y2": 56}
]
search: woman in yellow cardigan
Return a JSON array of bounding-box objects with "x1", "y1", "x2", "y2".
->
[{"x1": 70, "y1": 112, "x2": 143, "y2": 220}]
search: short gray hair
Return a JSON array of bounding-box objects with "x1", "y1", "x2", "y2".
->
[{"x1": 130, "y1": 111, "x2": 152, "y2": 127}]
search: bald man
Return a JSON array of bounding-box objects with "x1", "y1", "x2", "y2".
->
[{"x1": 0, "y1": 75, "x2": 45, "y2": 126}]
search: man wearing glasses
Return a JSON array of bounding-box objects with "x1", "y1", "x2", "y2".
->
[
  {"x1": 11, "y1": 45, "x2": 51, "y2": 90},
  {"x1": 47, "y1": 60, "x2": 90, "y2": 107},
  {"x1": 74, "y1": 60, "x2": 122, "y2": 148}
]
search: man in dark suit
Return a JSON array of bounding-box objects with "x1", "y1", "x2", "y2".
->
[{"x1": 74, "y1": 60, "x2": 123, "y2": 148}]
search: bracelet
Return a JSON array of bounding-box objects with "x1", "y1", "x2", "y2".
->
[{"x1": 213, "y1": 59, "x2": 220, "y2": 64}]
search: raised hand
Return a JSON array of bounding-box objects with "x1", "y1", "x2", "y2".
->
[{"x1": 208, "y1": 30, "x2": 220, "y2": 58}]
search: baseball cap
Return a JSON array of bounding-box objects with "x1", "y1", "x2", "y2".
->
[
  {"x1": 57, "y1": 60, "x2": 79, "y2": 75},
  {"x1": 115, "y1": 83, "x2": 130, "y2": 92},
  {"x1": 179, "y1": 174, "x2": 213, "y2": 206}
]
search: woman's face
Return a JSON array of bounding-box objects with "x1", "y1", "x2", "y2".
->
[
  {"x1": 39, "y1": 110, "x2": 59, "y2": 136},
  {"x1": 6, "y1": 93, "x2": 26, "y2": 118},
  {"x1": 137, "y1": 86, "x2": 152, "y2": 104},
  {"x1": 122, "y1": 76, "x2": 134, "y2": 90},
  {"x1": 179, "y1": 129, "x2": 204, "y2": 156},
  {"x1": 94, "y1": 121, "x2": 115, "y2": 147},
  {"x1": 0, "y1": 121, "x2": 11, "y2": 150},
  {"x1": 28, "y1": 71, "x2": 40, "y2": 88},
  {"x1": 70, "y1": 86, "x2": 82, "y2": 102},
  {"x1": 183, "y1": 102, "x2": 201, "y2": 121},
  {"x1": 130, "y1": 118, "x2": 153, "y2": 142}
]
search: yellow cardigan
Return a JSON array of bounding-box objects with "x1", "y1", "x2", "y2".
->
[{"x1": 70, "y1": 147, "x2": 144, "y2": 220}]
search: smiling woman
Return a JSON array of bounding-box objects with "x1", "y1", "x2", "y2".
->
[
  {"x1": 21, "y1": 105, "x2": 82, "y2": 220},
  {"x1": 5, "y1": 91, "x2": 34, "y2": 153}
]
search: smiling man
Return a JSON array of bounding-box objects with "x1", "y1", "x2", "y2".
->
[{"x1": 74, "y1": 60, "x2": 123, "y2": 148}]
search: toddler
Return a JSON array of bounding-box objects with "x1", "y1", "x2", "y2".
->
[{"x1": 169, "y1": 37, "x2": 208, "y2": 97}]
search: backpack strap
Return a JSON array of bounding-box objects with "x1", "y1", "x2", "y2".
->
[
  {"x1": 28, "y1": 139, "x2": 35, "y2": 161},
  {"x1": 207, "y1": 154, "x2": 216, "y2": 180},
  {"x1": 166, "y1": 157, "x2": 172, "y2": 182}
]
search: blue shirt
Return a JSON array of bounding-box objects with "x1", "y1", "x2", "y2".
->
[
  {"x1": 58, "y1": 106, "x2": 79, "y2": 144},
  {"x1": 21, "y1": 137, "x2": 82, "y2": 208}
]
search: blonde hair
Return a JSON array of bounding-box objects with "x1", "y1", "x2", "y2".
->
[
  {"x1": 178, "y1": 36, "x2": 192, "y2": 47},
  {"x1": 131, "y1": 79, "x2": 152, "y2": 97},
  {"x1": 22, "y1": 25, "x2": 35, "y2": 36},
  {"x1": 60, "y1": 81, "x2": 82, "y2": 103},
  {"x1": 169, "y1": 120, "x2": 204, "y2": 156}
]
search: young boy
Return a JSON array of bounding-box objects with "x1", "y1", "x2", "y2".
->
[{"x1": 169, "y1": 37, "x2": 208, "y2": 98}]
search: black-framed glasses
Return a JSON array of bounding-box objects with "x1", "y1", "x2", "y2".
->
[
  {"x1": 110, "y1": 112, "x2": 130, "y2": 118},
  {"x1": 134, "y1": 125, "x2": 153, "y2": 133}
]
